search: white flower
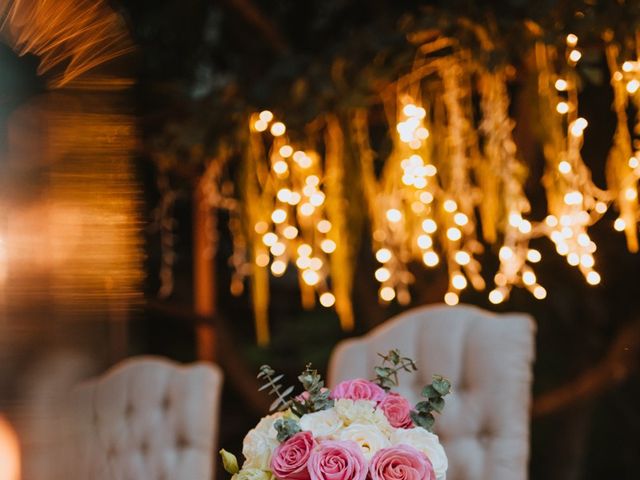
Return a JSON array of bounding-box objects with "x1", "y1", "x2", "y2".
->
[
  {"x1": 233, "y1": 468, "x2": 274, "y2": 480},
  {"x1": 242, "y1": 428, "x2": 279, "y2": 470},
  {"x1": 253, "y1": 412, "x2": 285, "y2": 439},
  {"x1": 392, "y1": 428, "x2": 448, "y2": 480},
  {"x1": 334, "y1": 399, "x2": 377, "y2": 425},
  {"x1": 338, "y1": 423, "x2": 391, "y2": 459},
  {"x1": 299, "y1": 408, "x2": 343, "y2": 439}
]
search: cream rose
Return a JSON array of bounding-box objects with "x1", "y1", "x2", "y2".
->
[
  {"x1": 334, "y1": 399, "x2": 377, "y2": 425},
  {"x1": 242, "y1": 428, "x2": 279, "y2": 470},
  {"x1": 254, "y1": 412, "x2": 285, "y2": 439},
  {"x1": 299, "y1": 408, "x2": 344, "y2": 439},
  {"x1": 338, "y1": 423, "x2": 391, "y2": 459},
  {"x1": 233, "y1": 468, "x2": 275, "y2": 480},
  {"x1": 392, "y1": 428, "x2": 448, "y2": 480}
]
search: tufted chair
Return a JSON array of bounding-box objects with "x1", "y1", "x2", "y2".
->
[
  {"x1": 328, "y1": 304, "x2": 535, "y2": 480},
  {"x1": 71, "y1": 356, "x2": 223, "y2": 480}
]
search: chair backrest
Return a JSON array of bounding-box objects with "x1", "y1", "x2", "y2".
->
[
  {"x1": 328, "y1": 304, "x2": 535, "y2": 480},
  {"x1": 71, "y1": 356, "x2": 223, "y2": 480}
]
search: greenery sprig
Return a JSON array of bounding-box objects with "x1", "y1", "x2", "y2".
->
[
  {"x1": 291, "y1": 363, "x2": 334, "y2": 416},
  {"x1": 257, "y1": 365, "x2": 295, "y2": 412},
  {"x1": 411, "y1": 375, "x2": 452, "y2": 433},
  {"x1": 273, "y1": 418, "x2": 302, "y2": 442},
  {"x1": 373, "y1": 349, "x2": 418, "y2": 391}
]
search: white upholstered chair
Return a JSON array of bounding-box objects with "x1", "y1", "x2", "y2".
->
[
  {"x1": 71, "y1": 356, "x2": 223, "y2": 480},
  {"x1": 328, "y1": 304, "x2": 535, "y2": 480}
]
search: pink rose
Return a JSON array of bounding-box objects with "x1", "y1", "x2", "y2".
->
[
  {"x1": 295, "y1": 388, "x2": 329, "y2": 402},
  {"x1": 378, "y1": 393, "x2": 414, "y2": 428},
  {"x1": 369, "y1": 445, "x2": 435, "y2": 480},
  {"x1": 330, "y1": 379, "x2": 386, "y2": 404},
  {"x1": 308, "y1": 440, "x2": 367, "y2": 480},
  {"x1": 271, "y1": 431, "x2": 315, "y2": 480}
]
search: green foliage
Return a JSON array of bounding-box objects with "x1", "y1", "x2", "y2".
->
[
  {"x1": 411, "y1": 374, "x2": 452, "y2": 432},
  {"x1": 373, "y1": 349, "x2": 418, "y2": 391},
  {"x1": 273, "y1": 418, "x2": 302, "y2": 442},
  {"x1": 291, "y1": 363, "x2": 334, "y2": 416},
  {"x1": 219, "y1": 449, "x2": 240, "y2": 474},
  {"x1": 257, "y1": 365, "x2": 295, "y2": 412}
]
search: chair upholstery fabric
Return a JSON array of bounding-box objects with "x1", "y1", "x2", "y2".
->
[
  {"x1": 328, "y1": 304, "x2": 535, "y2": 480},
  {"x1": 72, "y1": 356, "x2": 223, "y2": 480}
]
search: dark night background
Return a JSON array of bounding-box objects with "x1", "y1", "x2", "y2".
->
[{"x1": 2, "y1": 1, "x2": 640, "y2": 479}]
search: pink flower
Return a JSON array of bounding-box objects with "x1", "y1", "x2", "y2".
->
[
  {"x1": 295, "y1": 388, "x2": 329, "y2": 402},
  {"x1": 378, "y1": 393, "x2": 414, "y2": 428},
  {"x1": 330, "y1": 379, "x2": 386, "y2": 404},
  {"x1": 369, "y1": 445, "x2": 435, "y2": 480},
  {"x1": 308, "y1": 440, "x2": 367, "y2": 480},
  {"x1": 270, "y1": 431, "x2": 315, "y2": 480}
]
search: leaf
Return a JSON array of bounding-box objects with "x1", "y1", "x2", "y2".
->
[
  {"x1": 415, "y1": 400, "x2": 430, "y2": 412},
  {"x1": 421, "y1": 385, "x2": 439, "y2": 399},
  {"x1": 431, "y1": 397, "x2": 445, "y2": 413},
  {"x1": 432, "y1": 376, "x2": 451, "y2": 396}
]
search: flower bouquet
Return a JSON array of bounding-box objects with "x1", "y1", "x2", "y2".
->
[{"x1": 220, "y1": 350, "x2": 451, "y2": 480}]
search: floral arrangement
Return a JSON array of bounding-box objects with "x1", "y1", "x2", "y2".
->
[{"x1": 220, "y1": 350, "x2": 451, "y2": 480}]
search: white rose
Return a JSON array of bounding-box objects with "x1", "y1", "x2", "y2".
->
[
  {"x1": 254, "y1": 412, "x2": 285, "y2": 439},
  {"x1": 299, "y1": 409, "x2": 343, "y2": 439},
  {"x1": 338, "y1": 423, "x2": 391, "y2": 459},
  {"x1": 392, "y1": 428, "x2": 448, "y2": 480},
  {"x1": 242, "y1": 428, "x2": 279, "y2": 470},
  {"x1": 334, "y1": 399, "x2": 377, "y2": 425},
  {"x1": 233, "y1": 468, "x2": 274, "y2": 480}
]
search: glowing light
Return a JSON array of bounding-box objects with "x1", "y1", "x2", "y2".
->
[
  {"x1": 422, "y1": 219, "x2": 437, "y2": 233},
  {"x1": 298, "y1": 154, "x2": 311, "y2": 168},
  {"x1": 417, "y1": 234, "x2": 432, "y2": 249},
  {"x1": 555, "y1": 78, "x2": 568, "y2": 91},
  {"x1": 298, "y1": 244, "x2": 312, "y2": 257},
  {"x1": 259, "y1": 110, "x2": 273, "y2": 122},
  {"x1": 380, "y1": 286, "x2": 396, "y2": 302},
  {"x1": 317, "y1": 220, "x2": 332, "y2": 233},
  {"x1": 625, "y1": 188, "x2": 637, "y2": 201},
  {"x1": 567, "y1": 253, "x2": 580, "y2": 266},
  {"x1": 416, "y1": 127, "x2": 430, "y2": 139},
  {"x1": 256, "y1": 253, "x2": 270, "y2": 267},
  {"x1": 566, "y1": 33, "x2": 578, "y2": 47},
  {"x1": 570, "y1": 118, "x2": 588, "y2": 137},
  {"x1": 519, "y1": 220, "x2": 532, "y2": 234},
  {"x1": 454, "y1": 251, "x2": 471, "y2": 265},
  {"x1": 527, "y1": 249, "x2": 542, "y2": 263},
  {"x1": 454, "y1": 213, "x2": 468, "y2": 226},
  {"x1": 595, "y1": 201, "x2": 608, "y2": 214},
  {"x1": 422, "y1": 251, "x2": 439, "y2": 266},
  {"x1": 546, "y1": 215, "x2": 559, "y2": 227},
  {"x1": 522, "y1": 271, "x2": 536, "y2": 286},
  {"x1": 499, "y1": 246, "x2": 514, "y2": 261},
  {"x1": 309, "y1": 257, "x2": 323, "y2": 271},
  {"x1": 627, "y1": 79, "x2": 640, "y2": 94},
  {"x1": 319, "y1": 292, "x2": 335, "y2": 307},
  {"x1": 446, "y1": 227, "x2": 462, "y2": 241},
  {"x1": 386, "y1": 209, "x2": 402, "y2": 223},
  {"x1": 443, "y1": 199, "x2": 457, "y2": 212},
  {"x1": 424, "y1": 165, "x2": 437, "y2": 176},
  {"x1": 300, "y1": 203, "x2": 315, "y2": 216},
  {"x1": 568, "y1": 49, "x2": 582, "y2": 63},
  {"x1": 533, "y1": 285, "x2": 547, "y2": 299},
  {"x1": 581, "y1": 254, "x2": 595, "y2": 268},
  {"x1": 271, "y1": 209, "x2": 287, "y2": 224},
  {"x1": 273, "y1": 160, "x2": 288, "y2": 174},
  {"x1": 614, "y1": 218, "x2": 626, "y2": 231},
  {"x1": 444, "y1": 292, "x2": 459, "y2": 306},
  {"x1": 254, "y1": 119, "x2": 268, "y2": 132},
  {"x1": 309, "y1": 192, "x2": 325, "y2": 206},
  {"x1": 558, "y1": 161, "x2": 572, "y2": 173},
  {"x1": 564, "y1": 191, "x2": 583, "y2": 205},
  {"x1": 296, "y1": 256, "x2": 310, "y2": 269},
  {"x1": 452, "y1": 274, "x2": 467, "y2": 290},
  {"x1": 321, "y1": 239, "x2": 336, "y2": 253},
  {"x1": 306, "y1": 175, "x2": 320, "y2": 186},
  {"x1": 254, "y1": 221, "x2": 269, "y2": 234},
  {"x1": 556, "y1": 101, "x2": 570, "y2": 114},
  {"x1": 623, "y1": 61, "x2": 634, "y2": 72},
  {"x1": 489, "y1": 289, "x2": 504, "y2": 304},
  {"x1": 577, "y1": 233, "x2": 590, "y2": 247},
  {"x1": 271, "y1": 259, "x2": 287, "y2": 276},
  {"x1": 262, "y1": 232, "x2": 278, "y2": 246},
  {"x1": 420, "y1": 192, "x2": 434, "y2": 204},
  {"x1": 270, "y1": 242, "x2": 286, "y2": 256},
  {"x1": 376, "y1": 248, "x2": 392, "y2": 263},
  {"x1": 279, "y1": 145, "x2": 293, "y2": 158},
  {"x1": 629, "y1": 157, "x2": 639, "y2": 168},
  {"x1": 586, "y1": 271, "x2": 601, "y2": 285},
  {"x1": 302, "y1": 269, "x2": 320, "y2": 286},
  {"x1": 270, "y1": 122, "x2": 286, "y2": 136},
  {"x1": 283, "y1": 226, "x2": 298, "y2": 239},
  {"x1": 375, "y1": 267, "x2": 391, "y2": 282}
]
